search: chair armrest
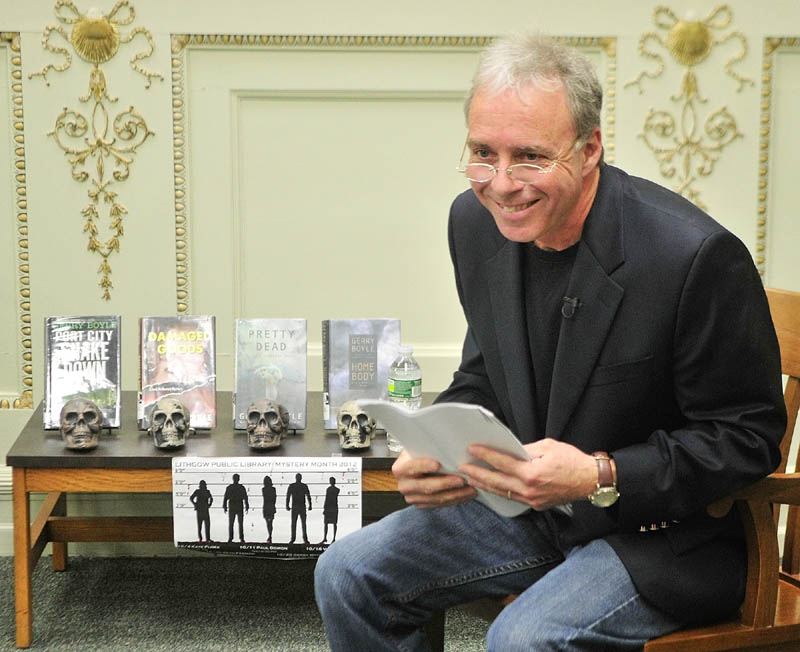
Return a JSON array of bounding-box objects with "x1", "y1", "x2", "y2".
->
[{"x1": 708, "y1": 473, "x2": 800, "y2": 518}]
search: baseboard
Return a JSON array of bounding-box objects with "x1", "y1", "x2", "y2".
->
[{"x1": 0, "y1": 466, "x2": 11, "y2": 494}]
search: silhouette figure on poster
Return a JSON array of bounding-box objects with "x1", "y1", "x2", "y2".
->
[
  {"x1": 223, "y1": 473, "x2": 249, "y2": 542},
  {"x1": 262, "y1": 475, "x2": 277, "y2": 544},
  {"x1": 322, "y1": 477, "x2": 340, "y2": 543},
  {"x1": 286, "y1": 472, "x2": 312, "y2": 544},
  {"x1": 189, "y1": 479, "x2": 213, "y2": 542}
]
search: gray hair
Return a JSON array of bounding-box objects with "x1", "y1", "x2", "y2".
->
[{"x1": 464, "y1": 33, "x2": 603, "y2": 144}]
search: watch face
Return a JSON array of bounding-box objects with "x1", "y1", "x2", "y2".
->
[{"x1": 590, "y1": 487, "x2": 619, "y2": 508}]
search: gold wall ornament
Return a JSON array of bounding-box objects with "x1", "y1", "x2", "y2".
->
[
  {"x1": 624, "y1": 5, "x2": 752, "y2": 210},
  {"x1": 30, "y1": 1, "x2": 162, "y2": 299},
  {"x1": 1, "y1": 32, "x2": 34, "y2": 409}
]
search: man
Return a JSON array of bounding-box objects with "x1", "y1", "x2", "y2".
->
[
  {"x1": 315, "y1": 33, "x2": 786, "y2": 651},
  {"x1": 222, "y1": 473, "x2": 249, "y2": 543},
  {"x1": 286, "y1": 472, "x2": 312, "y2": 544}
]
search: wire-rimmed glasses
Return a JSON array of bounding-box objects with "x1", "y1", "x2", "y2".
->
[{"x1": 456, "y1": 138, "x2": 580, "y2": 184}]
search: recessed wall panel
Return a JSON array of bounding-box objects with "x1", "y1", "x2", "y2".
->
[
  {"x1": 179, "y1": 39, "x2": 614, "y2": 391},
  {"x1": 766, "y1": 46, "x2": 800, "y2": 291}
]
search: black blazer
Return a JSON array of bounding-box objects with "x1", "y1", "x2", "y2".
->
[{"x1": 437, "y1": 164, "x2": 786, "y2": 623}]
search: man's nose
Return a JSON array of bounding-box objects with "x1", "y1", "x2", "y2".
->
[{"x1": 489, "y1": 164, "x2": 519, "y2": 193}]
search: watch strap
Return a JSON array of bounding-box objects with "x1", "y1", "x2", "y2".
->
[{"x1": 593, "y1": 451, "x2": 614, "y2": 489}]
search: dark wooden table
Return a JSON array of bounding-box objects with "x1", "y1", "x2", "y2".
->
[{"x1": 6, "y1": 391, "x2": 407, "y2": 648}]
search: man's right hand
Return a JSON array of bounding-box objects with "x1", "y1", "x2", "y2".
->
[{"x1": 392, "y1": 450, "x2": 477, "y2": 508}]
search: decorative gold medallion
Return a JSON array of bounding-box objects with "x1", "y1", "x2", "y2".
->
[
  {"x1": 30, "y1": 1, "x2": 162, "y2": 299},
  {"x1": 71, "y1": 7, "x2": 121, "y2": 63}
]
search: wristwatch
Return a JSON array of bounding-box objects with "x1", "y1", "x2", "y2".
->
[{"x1": 588, "y1": 451, "x2": 619, "y2": 507}]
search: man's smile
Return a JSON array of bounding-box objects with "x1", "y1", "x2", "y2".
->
[{"x1": 497, "y1": 199, "x2": 537, "y2": 213}]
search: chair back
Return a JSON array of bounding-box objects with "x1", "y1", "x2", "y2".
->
[{"x1": 765, "y1": 288, "x2": 800, "y2": 575}]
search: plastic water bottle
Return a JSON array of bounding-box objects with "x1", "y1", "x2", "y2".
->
[{"x1": 386, "y1": 345, "x2": 422, "y2": 452}]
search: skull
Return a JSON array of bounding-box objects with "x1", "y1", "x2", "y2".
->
[
  {"x1": 337, "y1": 401, "x2": 376, "y2": 449},
  {"x1": 60, "y1": 398, "x2": 103, "y2": 450},
  {"x1": 246, "y1": 398, "x2": 289, "y2": 449},
  {"x1": 149, "y1": 398, "x2": 190, "y2": 449}
]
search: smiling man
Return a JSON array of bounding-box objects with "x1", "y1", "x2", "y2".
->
[
  {"x1": 463, "y1": 87, "x2": 599, "y2": 250},
  {"x1": 315, "y1": 33, "x2": 786, "y2": 651}
]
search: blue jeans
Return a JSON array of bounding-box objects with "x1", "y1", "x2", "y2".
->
[{"x1": 314, "y1": 501, "x2": 683, "y2": 651}]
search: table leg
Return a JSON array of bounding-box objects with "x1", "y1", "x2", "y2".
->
[
  {"x1": 12, "y1": 468, "x2": 32, "y2": 648},
  {"x1": 51, "y1": 493, "x2": 67, "y2": 572}
]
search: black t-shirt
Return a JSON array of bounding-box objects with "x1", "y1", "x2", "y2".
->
[{"x1": 523, "y1": 242, "x2": 578, "y2": 436}]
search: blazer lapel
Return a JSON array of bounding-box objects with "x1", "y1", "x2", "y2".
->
[
  {"x1": 546, "y1": 165, "x2": 626, "y2": 440},
  {"x1": 486, "y1": 240, "x2": 539, "y2": 443}
]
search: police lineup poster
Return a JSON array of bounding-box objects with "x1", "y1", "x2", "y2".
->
[{"x1": 172, "y1": 457, "x2": 362, "y2": 559}]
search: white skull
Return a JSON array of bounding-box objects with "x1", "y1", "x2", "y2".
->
[
  {"x1": 149, "y1": 398, "x2": 190, "y2": 449},
  {"x1": 246, "y1": 398, "x2": 289, "y2": 449},
  {"x1": 337, "y1": 401, "x2": 376, "y2": 449},
  {"x1": 60, "y1": 398, "x2": 103, "y2": 450}
]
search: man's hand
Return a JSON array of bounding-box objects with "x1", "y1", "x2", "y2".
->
[
  {"x1": 458, "y1": 438, "x2": 600, "y2": 510},
  {"x1": 392, "y1": 450, "x2": 477, "y2": 508}
]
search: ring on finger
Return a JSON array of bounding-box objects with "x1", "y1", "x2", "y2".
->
[{"x1": 507, "y1": 489, "x2": 512, "y2": 500}]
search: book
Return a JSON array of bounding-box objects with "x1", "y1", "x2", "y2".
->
[
  {"x1": 138, "y1": 315, "x2": 216, "y2": 430},
  {"x1": 233, "y1": 318, "x2": 307, "y2": 430},
  {"x1": 357, "y1": 399, "x2": 546, "y2": 518},
  {"x1": 43, "y1": 315, "x2": 122, "y2": 429},
  {"x1": 321, "y1": 318, "x2": 401, "y2": 429}
]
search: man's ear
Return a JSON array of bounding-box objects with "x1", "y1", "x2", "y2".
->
[{"x1": 580, "y1": 127, "x2": 604, "y2": 175}]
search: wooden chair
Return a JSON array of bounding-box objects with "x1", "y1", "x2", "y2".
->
[
  {"x1": 426, "y1": 287, "x2": 800, "y2": 651},
  {"x1": 644, "y1": 286, "x2": 800, "y2": 651}
]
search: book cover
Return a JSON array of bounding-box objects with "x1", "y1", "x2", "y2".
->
[
  {"x1": 321, "y1": 318, "x2": 400, "y2": 429},
  {"x1": 233, "y1": 318, "x2": 307, "y2": 430},
  {"x1": 43, "y1": 315, "x2": 122, "y2": 429},
  {"x1": 139, "y1": 315, "x2": 217, "y2": 430}
]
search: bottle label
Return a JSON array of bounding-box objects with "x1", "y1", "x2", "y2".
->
[{"x1": 388, "y1": 378, "x2": 421, "y2": 399}]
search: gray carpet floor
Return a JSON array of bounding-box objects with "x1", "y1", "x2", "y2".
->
[{"x1": 0, "y1": 556, "x2": 490, "y2": 651}]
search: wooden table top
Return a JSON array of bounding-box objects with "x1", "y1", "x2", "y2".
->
[{"x1": 6, "y1": 391, "x2": 406, "y2": 471}]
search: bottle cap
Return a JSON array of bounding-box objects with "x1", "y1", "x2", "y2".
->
[{"x1": 399, "y1": 344, "x2": 413, "y2": 354}]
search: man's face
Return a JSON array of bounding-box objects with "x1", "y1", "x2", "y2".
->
[{"x1": 466, "y1": 84, "x2": 602, "y2": 249}]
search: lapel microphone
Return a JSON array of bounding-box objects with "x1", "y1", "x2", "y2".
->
[{"x1": 561, "y1": 296, "x2": 581, "y2": 319}]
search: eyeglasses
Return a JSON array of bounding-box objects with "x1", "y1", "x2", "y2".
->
[{"x1": 456, "y1": 138, "x2": 580, "y2": 184}]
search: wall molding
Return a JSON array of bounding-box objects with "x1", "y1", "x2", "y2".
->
[
  {"x1": 0, "y1": 32, "x2": 33, "y2": 410},
  {"x1": 756, "y1": 37, "x2": 800, "y2": 277}
]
